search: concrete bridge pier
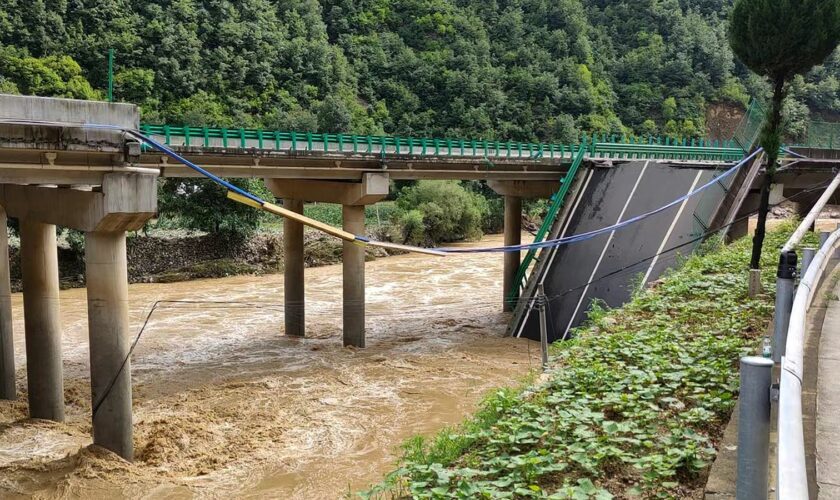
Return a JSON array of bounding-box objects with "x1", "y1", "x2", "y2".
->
[
  {"x1": 503, "y1": 196, "x2": 522, "y2": 312},
  {"x1": 85, "y1": 231, "x2": 133, "y2": 459},
  {"x1": 488, "y1": 180, "x2": 559, "y2": 312},
  {"x1": 19, "y1": 219, "x2": 64, "y2": 420},
  {"x1": 267, "y1": 173, "x2": 389, "y2": 347},
  {"x1": 0, "y1": 207, "x2": 15, "y2": 400},
  {"x1": 0, "y1": 173, "x2": 156, "y2": 460},
  {"x1": 283, "y1": 199, "x2": 305, "y2": 337},
  {"x1": 342, "y1": 204, "x2": 366, "y2": 347}
]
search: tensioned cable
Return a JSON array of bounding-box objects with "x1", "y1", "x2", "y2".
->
[
  {"x1": 0, "y1": 119, "x2": 759, "y2": 256},
  {"x1": 138, "y1": 131, "x2": 761, "y2": 255},
  {"x1": 90, "y1": 176, "x2": 832, "y2": 416}
]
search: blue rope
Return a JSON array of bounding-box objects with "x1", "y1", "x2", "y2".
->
[
  {"x1": 0, "y1": 119, "x2": 760, "y2": 256},
  {"x1": 437, "y1": 148, "x2": 762, "y2": 254},
  {"x1": 131, "y1": 128, "x2": 760, "y2": 255}
]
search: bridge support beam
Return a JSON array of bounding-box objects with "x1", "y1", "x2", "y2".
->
[
  {"x1": 503, "y1": 196, "x2": 522, "y2": 312},
  {"x1": 266, "y1": 174, "x2": 389, "y2": 347},
  {"x1": 85, "y1": 231, "x2": 133, "y2": 460},
  {"x1": 0, "y1": 207, "x2": 14, "y2": 400},
  {"x1": 284, "y1": 199, "x2": 305, "y2": 337},
  {"x1": 20, "y1": 219, "x2": 64, "y2": 421},
  {"x1": 343, "y1": 205, "x2": 366, "y2": 347}
]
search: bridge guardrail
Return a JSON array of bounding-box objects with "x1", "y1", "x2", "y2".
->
[
  {"x1": 507, "y1": 147, "x2": 587, "y2": 307},
  {"x1": 777, "y1": 228, "x2": 840, "y2": 500},
  {"x1": 140, "y1": 124, "x2": 744, "y2": 162}
]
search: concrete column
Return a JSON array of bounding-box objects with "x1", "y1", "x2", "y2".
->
[
  {"x1": 85, "y1": 231, "x2": 133, "y2": 460},
  {"x1": 0, "y1": 208, "x2": 14, "y2": 400},
  {"x1": 19, "y1": 219, "x2": 64, "y2": 421},
  {"x1": 503, "y1": 196, "x2": 522, "y2": 312},
  {"x1": 342, "y1": 205, "x2": 365, "y2": 348},
  {"x1": 284, "y1": 199, "x2": 305, "y2": 337}
]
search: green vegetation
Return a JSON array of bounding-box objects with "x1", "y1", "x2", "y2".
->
[
  {"x1": 157, "y1": 178, "x2": 275, "y2": 237},
  {"x1": 1, "y1": 1, "x2": 838, "y2": 141},
  {"x1": 394, "y1": 181, "x2": 489, "y2": 246},
  {"x1": 729, "y1": 0, "x2": 840, "y2": 269},
  {"x1": 365, "y1": 225, "x2": 813, "y2": 498},
  {"x1": 1, "y1": 1, "x2": 838, "y2": 243}
]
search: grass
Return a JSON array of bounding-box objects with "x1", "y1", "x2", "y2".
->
[{"x1": 362, "y1": 223, "x2": 816, "y2": 499}]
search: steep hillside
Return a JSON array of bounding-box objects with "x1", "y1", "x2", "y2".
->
[{"x1": 0, "y1": 0, "x2": 837, "y2": 141}]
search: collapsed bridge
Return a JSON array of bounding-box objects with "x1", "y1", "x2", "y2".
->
[{"x1": 0, "y1": 93, "x2": 838, "y2": 463}]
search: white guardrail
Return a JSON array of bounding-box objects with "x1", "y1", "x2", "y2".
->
[
  {"x1": 738, "y1": 170, "x2": 840, "y2": 499},
  {"x1": 778, "y1": 228, "x2": 840, "y2": 499}
]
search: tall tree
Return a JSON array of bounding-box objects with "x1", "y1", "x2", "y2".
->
[{"x1": 729, "y1": 0, "x2": 840, "y2": 269}]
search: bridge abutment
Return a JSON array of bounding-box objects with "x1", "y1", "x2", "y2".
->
[
  {"x1": 0, "y1": 207, "x2": 14, "y2": 400},
  {"x1": 20, "y1": 219, "x2": 65, "y2": 421},
  {"x1": 284, "y1": 199, "x2": 306, "y2": 338}
]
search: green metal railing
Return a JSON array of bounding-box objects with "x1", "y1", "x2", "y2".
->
[
  {"x1": 733, "y1": 99, "x2": 766, "y2": 150},
  {"x1": 139, "y1": 124, "x2": 745, "y2": 162},
  {"x1": 505, "y1": 147, "x2": 588, "y2": 307},
  {"x1": 732, "y1": 98, "x2": 840, "y2": 151},
  {"x1": 800, "y1": 121, "x2": 840, "y2": 149}
]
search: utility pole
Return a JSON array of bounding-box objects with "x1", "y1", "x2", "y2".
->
[
  {"x1": 107, "y1": 49, "x2": 114, "y2": 103},
  {"x1": 537, "y1": 283, "x2": 548, "y2": 370}
]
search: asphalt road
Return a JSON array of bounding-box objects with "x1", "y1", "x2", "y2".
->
[{"x1": 517, "y1": 160, "x2": 731, "y2": 341}]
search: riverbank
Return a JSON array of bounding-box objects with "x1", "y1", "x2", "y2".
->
[
  {"x1": 0, "y1": 233, "x2": 539, "y2": 498},
  {"x1": 6, "y1": 228, "x2": 395, "y2": 292},
  {"x1": 367, "y1": 223, "x2": 815, "y2": 498}
]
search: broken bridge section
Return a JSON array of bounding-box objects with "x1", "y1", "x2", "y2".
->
[{"x1": 510, "y1": 159, "x2": 736, "y2": 341}]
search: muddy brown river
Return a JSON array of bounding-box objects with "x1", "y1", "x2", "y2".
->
[{"x1": 0, "y1": 233, "x2": 538, "y2": 498}]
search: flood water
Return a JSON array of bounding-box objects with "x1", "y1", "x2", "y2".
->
[{"x1": 0, "y1": 233, "x2": 538, "y2": 499}]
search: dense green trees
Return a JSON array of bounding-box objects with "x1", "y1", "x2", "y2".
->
[
  {"x1": 395, "y1": 180, "x2": 489, "y2": 245},
  {"x1": 1, "y1": 0, "x2": 838, "y2": 244},
  {"x1": 729, "y1": 0, "x2": 840, "y2": 269},
  {"x1": 1, "y1": 0, "x2": 836, "y2": 142}
]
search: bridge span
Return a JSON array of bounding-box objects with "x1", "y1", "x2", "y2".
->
[{"x1": 0, "y1": 93, "x2": 838, "y2": 463}]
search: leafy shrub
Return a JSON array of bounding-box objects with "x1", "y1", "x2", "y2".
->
[
  {"x1": 394, "y1": 180, "x2": 489, "y2": 246},
  {"x1": 157, "y1": 178, "x2": 273, "y2": 239}
]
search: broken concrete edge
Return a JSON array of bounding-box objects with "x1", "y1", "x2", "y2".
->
[{"x1": 0, "y1": 173, "x2": 157, "y2": 232}]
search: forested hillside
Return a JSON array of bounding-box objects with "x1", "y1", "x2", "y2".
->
[{"x1": 1, "y1": 0, "x2": 837, "y2": 142}]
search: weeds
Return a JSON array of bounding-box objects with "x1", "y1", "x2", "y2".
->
[{"x1": 363, "y1": 223, "x2": 807, "y2": 499}]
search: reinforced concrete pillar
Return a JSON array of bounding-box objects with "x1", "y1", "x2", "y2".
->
[
  {"x1": 342, "y1": 205, "x2": 365, "y2": 348},
  {"x1": 85, "y1": 231, "x2": 133, "y2": 460},
  {"x1": 20, "y1": 219, "x2": 64, "y2": 421},
  {"x1": 0, "y1": 207, "x2": 14, "y2": 400},
  {"x1": 284, "y1": 199, "x2": 305, "y2": 337},
  {"x1": 503, "y1": 196, "x2": 522, "y2": 312}
]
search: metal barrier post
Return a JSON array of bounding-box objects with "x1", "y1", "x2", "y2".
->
[
  {"x1": 537, "y1": 284, "x2": 548, "y2": 371},
  {"x1": 820, "y1": 231, "x2": 830, "y2": 248},
  {"x1": 737, "y1": 356, "x2": 774, "y2": 500},
  {"x1": 801, "y1": 248, "x2": 816, "y2": 277},
  {"x1": 773, "y1": 251, "x2": 797, "y2": 363}
]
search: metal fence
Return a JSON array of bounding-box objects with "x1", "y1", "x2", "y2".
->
[
  {"x1": 139, "y1": 124, "x2": 744, "y2": 162},
  {"x1": 738, "y1": 171, "x2": 840, "y2": 499}
]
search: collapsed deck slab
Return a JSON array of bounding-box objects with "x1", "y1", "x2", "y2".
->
[{"x1": 511, "y1": 160, "x2": 736, "y2": 341}]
